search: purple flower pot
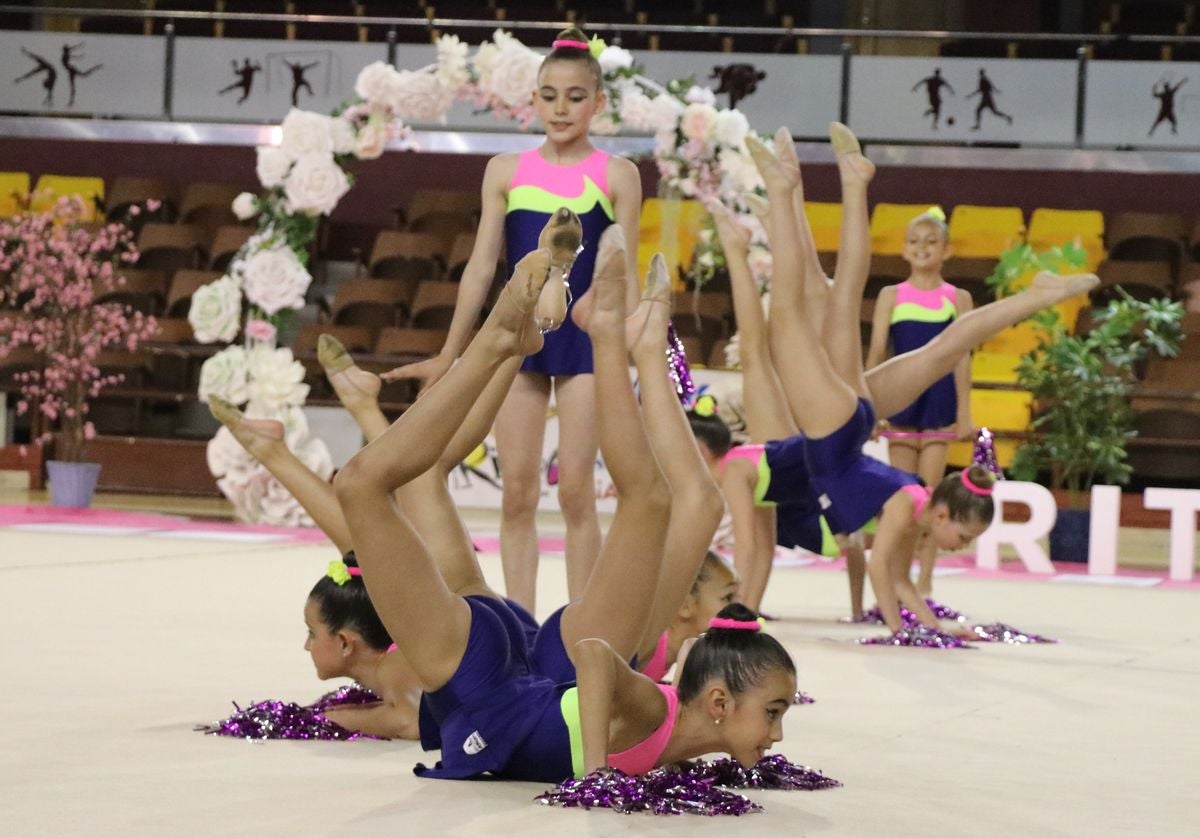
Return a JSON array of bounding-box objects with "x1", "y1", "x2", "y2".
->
[{"x1": 46, "y1": 460, "x2": 102, "y2": 508}]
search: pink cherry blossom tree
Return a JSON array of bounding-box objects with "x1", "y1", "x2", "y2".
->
[{"x1": 0, "y1": 196, "x2": 158, "y2": 463}]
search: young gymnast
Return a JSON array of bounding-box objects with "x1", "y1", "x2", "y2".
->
[
  {"x1": 332, "y1": 225, "x2": 797, "y2": 780},
  {"x1": 214, "y1": 246, "x2": 729, "y2": 731},
  {"x1": 382, "y1": 26, "x2": 643, "y2": 612},
  {"x1": 700, "y1": 123, "x2": 1098, "y2": 635},
  {"x1": 866, "y1": 207, "x2": 973, "y2": 597}
]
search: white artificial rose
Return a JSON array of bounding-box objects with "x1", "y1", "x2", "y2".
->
[
  {"x1": 279, "y1": 109, "x2": 336, "y2": 158},
  {"x1": 298, "y1": 436, "x2": 334, "y2": 481},
  {"x1": 255, "y1": 146, "x2": 292, "y2": 188},
  {"x1": 198, "y1": 345, "x2": 249, "y2": 404},
  {"x1": 246, "y1": 345, "x2": 309, "y2": 406},
  {"x1": 616, "y1": 86, "x2": 656, "y2": 132},
  {"x1": 718, "y1": 147, "x2": 764, "y2": 194},
  {"x1": 590, "y1": 109, "x2": 620, "y2": 136},
  {"x1": 648, "y1": 93, "x2": 684, "y2": 133},
  {"x1": 218, "y1": 464, "x2": 270, "y2": 524},
  {"x1": 598, "y1": 45, "x2": 633, "y2": 74},
  {"x1": 206, "y1": 425, "x2": 255, "y2": 478},
  {"x1": 436, "y1": 33, "x2": 470, "y2": 91},
  {"x1": 472, "y1": 41, "x2": 498, "y2": 88},
  {"x1": 231, "y1": 192, "x2": 257, "y2": 220},
  {"x1": 680, "y1": 103, "x2": 718, "y2": 142},
  {"x1": 187, "y1": 275, "x2": 243, "y2": 343},
  {"x1": 329, "y1": 116, "x2": 356, "y2": 154},
  {"x1": 488, "y1": 43, "x2": 542, "y2": 108},
  {"x1": 685, "y1": 85, "x2": 716, "y2": 105},
  {"x1": 354, "y1": 118, "x2": 388, "y2": 159},
  {"x1": 239, "y1": 243, "x2": 311, "y2": 315},
  {"x1": 391, "y1": 69, "x2": 454, "y2": 123},
  {"x1": 713, "y1": 108, "x2": 750, "y2": 148},
  {"x1": 355, "y1": 61, "x2": 402, "y2": 108},
  {"x1": 259, "y1": 476, "x2": 312, "y2": 527},
  {"x1": 282, "y1": 152, "x2": 351, "y2": 216}
]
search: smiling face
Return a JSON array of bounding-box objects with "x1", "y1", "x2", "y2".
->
[
  {"x1": 720, "y1": 667, "x2": 797, "y2": 766},
  {"x1": 929, "y1": 504, "x2": 990, "y2": 551},
  {"x1": 902, "y1": 219, "x2": 951, "y2": 274},
  {"x1": 533, "y1": 60, "x2": 605, "y2": 144},
  {"x1": 303, "y1": 598, "x2": 348, "y2": 680}
]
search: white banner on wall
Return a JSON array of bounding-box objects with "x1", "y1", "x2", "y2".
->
[
  {"x1": 637, "y1": 51, "x2": 843, "y2": 138},
  {"x1": 1085, "y1": 60, "x2": 1200, "y2": 147},
  {"x1": 0, "y1": 31, "x2": 165, "y2": 117},
  {"x1": 172, "y1": 37, "x2": 386, "y2": 122},
  {"x1": 848, "y1": 56, "x2": 1078, "y2": 145}
]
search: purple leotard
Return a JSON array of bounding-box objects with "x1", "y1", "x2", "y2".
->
[
  {"x1": 505, "y1": 147, "x2": 614, "y2": 376},
  {"x1": 415, "y1": 596, "x2": 574, "y2": 781},
  {"x1": 804, "y1": 399, "x2": 920, "y2": 534},
  {"x1": 887, "y1": 281, "x2": 960, "y2": 428}
]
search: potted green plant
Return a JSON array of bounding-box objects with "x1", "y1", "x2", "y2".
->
[
  {"x1": 988, "y1": 241, "x2": 1184, "y2": 561},
  {"x1": 0, "y1": 195, "x2": 158, "y2": 507}
]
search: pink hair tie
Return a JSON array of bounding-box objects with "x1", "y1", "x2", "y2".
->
[
  {"x1": 552, "y1": 38, "x2": 590, "y2": 50},
  {"x1": 709, "y1": 617, "x2": 761, "y2": 632},
  {"x1": 960, "y1": 470, "x2": 993, "y2": 496},
  {"x1": 346, "y1": 566, "x2": 362, "y2": 577}
]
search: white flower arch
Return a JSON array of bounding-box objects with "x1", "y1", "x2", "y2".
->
[{"x1": 191, "y1": 30, "x2": 770, "y2": 524}]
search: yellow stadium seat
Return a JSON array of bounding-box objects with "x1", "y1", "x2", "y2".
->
[
  {"x1": 0, "y1": 172, "x2": 30, "y2": 217},
  {"x1": 30, "y1": 174, "x2": 105, "y2": 221},
  {"x1": 804, "y1": 201, "x2": 843, "y2": 253},
  {"x1": 946, "y1": 388, "x2": 1033, "y2": 470},
  {"x1": 1027, "y1": 208, "x2": 1105, "y2": 269},
  {"x1": 948, "y1": 205, "x2": 1025, "y2": 258},
  {"x1": 638, "y1": 197, "x2": 708, "y2": 290},
  {"x1": 869, "y1": 202, "x2": 939, "y2": 255}
]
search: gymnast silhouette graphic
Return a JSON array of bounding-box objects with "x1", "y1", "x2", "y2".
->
[
  {"x1": 14, "y1": 48, "x2": 57, "y2": 106},
  {"x1": 1149, "y1": 77, "x2": 1188, "y2": 136},
  {"x1": 218, "y1": 58, "x2": 262, "y2": 105},
  {"x1": 286, "y1": 60, "x2": 318, "y2": 106},
  {"x1": 966, "y1": 68, "x2": 1013, "y2": 130},
  {"x1": 710, "y1": 63, "x2": 766, "y2": 110},
  {"x1": 60, "y1": 43, "x2": 102, "y2": 107},
  {"x1": 912, "y1": 68, "x2": 955, "y2": 130}
]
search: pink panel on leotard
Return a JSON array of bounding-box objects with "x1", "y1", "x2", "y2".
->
[
  {"x1": 900, "y1": 483, "x2": 932, "y2": 521},
  {"x1": 509, "y1": 147, "x2": 610, "y2": 195}
]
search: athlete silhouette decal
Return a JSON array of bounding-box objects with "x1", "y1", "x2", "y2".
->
[
  {"x1": 912, "y1": 68, "x2": 954, "y2": 129},
  {"x1": 710, "y1": 63, "x2": 766, "y2": 110},
  {"x1": 14, "y1": 43, "x2": 102, "y2": 107},
  {"x1": 966, "y1": 68, "x2": 1013, "y2": 130},
  {"x1": 285, "y1": 59, "x2": 318, "y2": 106},
  {"x1": 218, "y1": 58, "x2": 262, "y2": 104},
  {"x1": 1149, "y1": 76, "x2": 1187, "y2": 136}
]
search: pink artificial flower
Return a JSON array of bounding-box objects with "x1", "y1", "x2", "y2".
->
[{"x1": 245, "y1": 319, "x2": 277, "y2": 342}]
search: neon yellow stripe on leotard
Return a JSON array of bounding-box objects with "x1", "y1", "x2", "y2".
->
[
  {"x1": 507, "y1": 176, "x2": 615, "y2": 220},
  {"x1": 560, "y1": 687, "x2": 586, "y2": 779},
  {"x1": 890, "y1": 297, "x2": 957, "y2": 324},
  {"x1": 754, "y1": 450, "x2": 773, "y2": 506}
]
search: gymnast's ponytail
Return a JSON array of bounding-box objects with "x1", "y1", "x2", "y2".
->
[
  {"x1": 541, "y1": 26, "x2": 603, "y2": 88},
  {"x1": 677, "y1": 603, "x2": 795, "y2": 702},
  {"x1": 932, "y1": 465, "x2": 997, "y2": 525},
  {"x1": 308, "y1": 552, "x2": 394, "y2": 651}
]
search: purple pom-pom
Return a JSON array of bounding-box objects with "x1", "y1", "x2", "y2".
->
[
  {"x1": 859, "y1": 625, "x2": 973, "y2": 649},
  {"x1": 536, "y1": 768, "x2": 761, "y2": 816},
  {"x1": 967, "y1": 622, "x2": 1057, "y2": 644},
  {"x1": 197, "y1": 683, "x2": 382, "y2": 741},
  {"x1": 971, "y1": 428, "x2": 1003, "y2": 479},
  {"x1": 856, "y1": 599, "x2": 967, "y2": 626},
  {"x1": 692, "y1": 755, "x2": 842, "y2": 790},
  {"x1": 666, "y1": 321, "x2": 698, "y2": 405}
]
